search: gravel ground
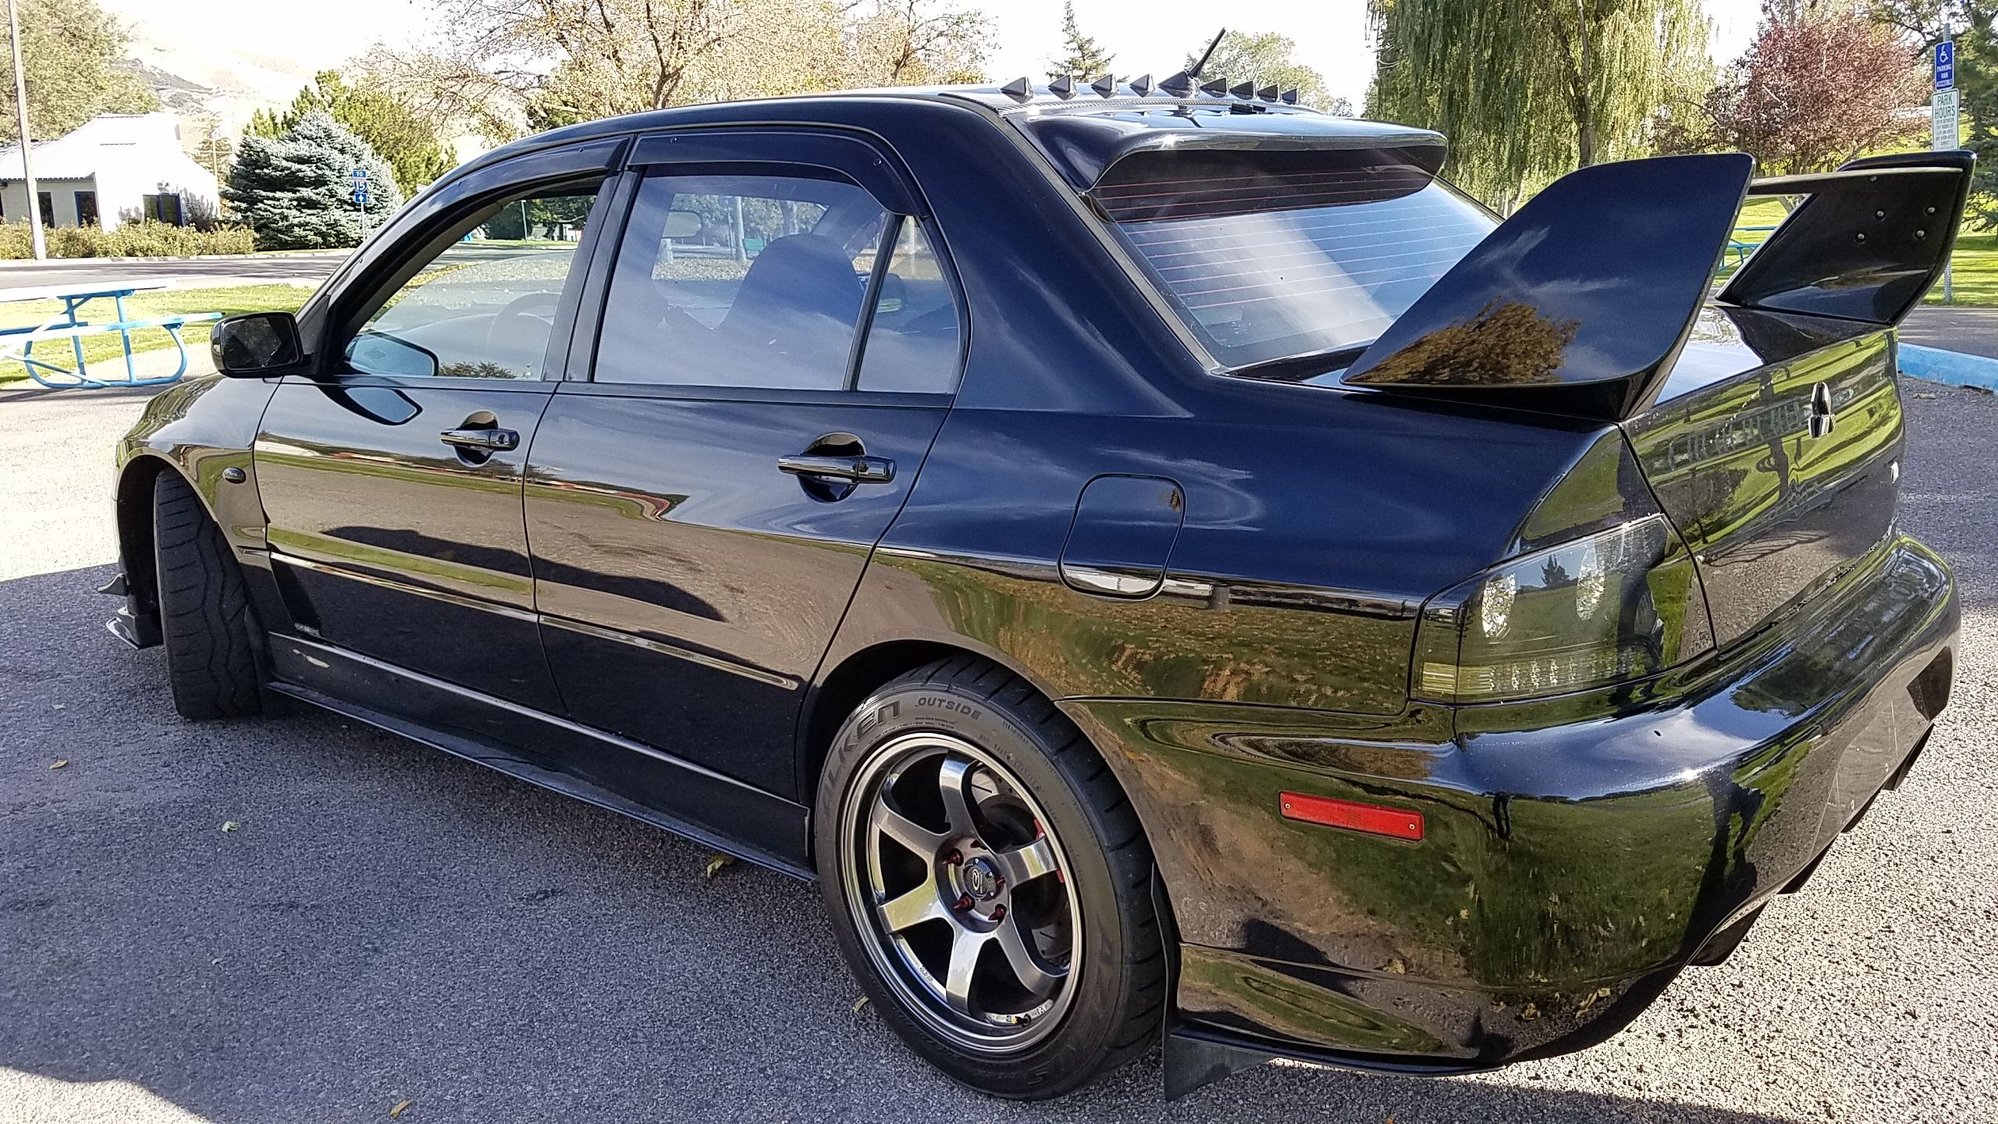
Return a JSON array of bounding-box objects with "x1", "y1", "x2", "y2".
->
[{"x1": 1, "y1": 380, "x2": 1994, "y2": 1124}]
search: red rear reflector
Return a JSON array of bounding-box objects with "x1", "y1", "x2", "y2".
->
[{"x1": 1279, "y1": 792, "x2": 1424, "y2": 842}]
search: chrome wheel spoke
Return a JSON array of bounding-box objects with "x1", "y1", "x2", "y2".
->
[
  {"x1": 936, "y1": 756, "x2": 981, "y2": 839},
  {"x1": 878, "y1": 877, "x2": 945, "y2": 934},
  {"x1": 990, "y1": 836, "x2": 1059, "y2": 887},
  {"x1": 871, "y1": 800, "x2": 947, "y2": 858},
  {"x1": 943, "y1": 925, "x2": 989, "y2": 1012},
  {"x1": 994, "y1": 913, "x2": 1066, "y2": 997}
]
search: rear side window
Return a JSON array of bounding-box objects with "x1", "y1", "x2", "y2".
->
[
  {"x1": 855, "y1": 218, "x2": 961, "y2": 393},
  {"x1": 593, "y1": 170, "x2": 963, "y2": 394},
  {"x1": 1096, "y1": 150, "x2": 1494, "y2": 369},
  {"x1": 594, "y1": 172, "x2": 888, "y2": 390}
]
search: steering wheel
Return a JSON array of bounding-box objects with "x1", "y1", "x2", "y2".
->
[{"x1": 485, "y1": 290, "x2": 563, "y2": 363}]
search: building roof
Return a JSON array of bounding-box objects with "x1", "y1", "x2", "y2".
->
[{"x1": 0, "y1": 113, "x2": 186, "y2": 182}]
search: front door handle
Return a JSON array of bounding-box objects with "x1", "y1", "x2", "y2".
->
[
  {"x1": 440, "y1": 427, "x2": 519, "y2": 451},
  {"x1": 778, "y1": 453, "x2": 895, "y2": 484}
]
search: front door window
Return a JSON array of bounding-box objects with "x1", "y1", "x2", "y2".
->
[{"x1": 344, "y1": 184, "x2": 603, "y2": 380}]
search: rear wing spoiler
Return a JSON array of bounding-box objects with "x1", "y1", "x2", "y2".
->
[
  {"x1": 1719, "y1": 150, "x2": 1976, "y2": 325},
  {"x1": 1341, "y1": 150, "x2": 1975, "y2": 421}
]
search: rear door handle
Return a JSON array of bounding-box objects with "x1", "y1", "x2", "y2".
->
[
  {"x1": 777, "y1": 453, "x2": 895, "y2": 483},
  {"x1": 440, "y1": 427, "x2": 519, "y2": 451}
]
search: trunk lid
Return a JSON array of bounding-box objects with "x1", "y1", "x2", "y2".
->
[{"x1": 1623, "y1": 309, "x2": 1904, "y2": 647}]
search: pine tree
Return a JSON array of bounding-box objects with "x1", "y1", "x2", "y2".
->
[
  {"x1": 1046, "y1": 2, "x2": 1114, "y2": 82},
  {"x1": 223, "y1": 112, "x2": 405, "y2": 250},
  {"x1": 246, "y1": 72, "x2": 455, "y2": 192}
]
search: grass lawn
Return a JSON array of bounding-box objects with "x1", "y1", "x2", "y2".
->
[
  {"x1": 1931, "y1": 229, "x2": 1997, "y2": 306},
  {"x1": 1727, "y1": 198, "x2": 1996, "y2": 307},
  {"x1": 0, "y1": 283, "x2": 315, "y2": 385}
]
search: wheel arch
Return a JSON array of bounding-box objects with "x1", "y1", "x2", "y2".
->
[
  {"x1": 795, "y1": 639, "x2": 1173, "y2": 907},
  {"x1": 112, "y1": 453, "x2": 182, "y2": 632},
  {"x1": 797, "y1": 638, "x2": 983, "y2": 804},
  {"x1": 796, "y1": 638, "x2": 1104, "y2": 818}
]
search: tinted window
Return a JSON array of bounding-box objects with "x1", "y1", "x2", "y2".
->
[
  {"x1": 855, "y1": 217, "x2": 962, "y2": 393},
  {"x1": 1098, "y1": 150, "x2": 1494, "y2": 369},
  {"x1": 594, "y1": 172, "x2": 890, "y2": 389},
  {"x1": 345, "y1": 183, "x2": 602, "y2": 379}
]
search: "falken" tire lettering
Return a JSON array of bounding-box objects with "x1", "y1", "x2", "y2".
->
[{"x1": 858, "y1": 700, "x2": 900, "y2": 736}]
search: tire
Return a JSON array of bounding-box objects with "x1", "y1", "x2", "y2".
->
[
  {"x1": 813, "y1": 656, "x2": 1164, "y2": 1099},
  {"x1": 152, "y1": 471, "x2": 261, "y2": 720}
]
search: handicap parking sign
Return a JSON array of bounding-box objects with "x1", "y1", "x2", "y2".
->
[{"x1": 1936, "y1": 41, "x2": 1955, "y2": 90}]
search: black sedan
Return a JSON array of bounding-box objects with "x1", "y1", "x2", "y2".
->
[{"x1": 106, "y1": 80, "x2": 1969, "y2": 1099}]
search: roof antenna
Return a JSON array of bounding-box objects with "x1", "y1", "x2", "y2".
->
[
  {"x1": 1159, "y1": 28, "x2": 1225, "y2": 97},
  {"x1": 1189, "y1": 28, "x2": 1227, "y2": 79}
]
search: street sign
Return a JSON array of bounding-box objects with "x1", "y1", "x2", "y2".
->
[
  {"x1": 352, "y1": 188, "x2": 369, "y2": 205},
  {"x1": 1935, "y1": 40, "x2": 1955, "y2": 91},
  {"x1": 1933, "y1": 87, "x2": 1961, "y2": 150}
]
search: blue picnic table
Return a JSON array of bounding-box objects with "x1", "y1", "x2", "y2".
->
[
  {"x1": 1726, "y1": 224, "x2": 1781, "y2": 268},
  {"x1": 0, "y1": 282, "x2": 220, "y2": 389}
]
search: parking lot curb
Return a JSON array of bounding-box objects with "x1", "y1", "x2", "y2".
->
[{"x1": 1900, "y1": 344, "x2": 1998, "y2": 393}]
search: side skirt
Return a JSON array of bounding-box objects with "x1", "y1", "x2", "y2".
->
[{"x1": 267, "y1": 633, "x2": 813, "y2": 880}]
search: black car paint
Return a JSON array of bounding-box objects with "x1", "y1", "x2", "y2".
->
[{"x1": 111, "y1": 91, "x2": 1957, "y2": 1088}]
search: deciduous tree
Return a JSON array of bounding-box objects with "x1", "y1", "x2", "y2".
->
[
  {"x1": 1367, "y1": 0, "x2": 1710, "y2": 209},
  {"x1": 395, "y1": 0, "x2": 989, "y2": 135},
  {"x1": 0, "y1": 0, "x2": 156, "y2": 142},
  {"x1": 1701, "y1": 9, "x2": 1929, "y2": 174},
  {"x1": 1871, "y1": 0, "x2": 1998, "y2": 230},
  {"x1": 1183, "y1": 30, "x2": 1334, "y2": 111}
]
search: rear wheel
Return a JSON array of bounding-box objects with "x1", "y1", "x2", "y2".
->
[
  {"x1": 152, "y1": 472, "x2": 261, "y2": 720},
  {"x1": 814, "y1": 657, "x2": 1164, "y2": 1098}
]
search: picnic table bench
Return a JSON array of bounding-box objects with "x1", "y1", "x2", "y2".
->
[
  {"x1": 0, "y1": 282, "x2": 221, "y2": 389},
  {"x1": 1726, "y1": 224, "x2": 1780, "y2": 269}
]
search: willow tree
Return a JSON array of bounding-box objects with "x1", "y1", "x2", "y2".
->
[{"x1": 1367, "y1": 0, "x2": 1710, "y2": 209}]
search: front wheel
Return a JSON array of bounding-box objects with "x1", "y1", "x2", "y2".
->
[
  {"x1": 814, "y1": 658, "x2": 1164, "y2": 1099},
  {"x1": 152, "y1": 471, "x2": 262, "y2": 720}
]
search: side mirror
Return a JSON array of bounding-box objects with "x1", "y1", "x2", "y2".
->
[
  {"x1": 663, "y1": 209, "x2": 702, "y2": 239},
  {"x1": 210, "y1": 312, "x2": 305, "y2": 377}
]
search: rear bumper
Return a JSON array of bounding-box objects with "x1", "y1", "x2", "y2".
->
[{"x1": 1067, "y1": 534, "x2": 1957, "y2": 1083}]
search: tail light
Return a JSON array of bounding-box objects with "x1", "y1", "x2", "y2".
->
[{"x1": 1413, "y1": 515, "x2": 1712, "y2": 703}]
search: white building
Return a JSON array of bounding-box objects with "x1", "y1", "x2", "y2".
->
[{"x1": 0, "y1": 114, "x2": 221, "y2": 231}]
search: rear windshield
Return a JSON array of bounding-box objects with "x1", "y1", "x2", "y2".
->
[{"x1": 1096, "y1": 149, "x2": 1495, "y2": 369}]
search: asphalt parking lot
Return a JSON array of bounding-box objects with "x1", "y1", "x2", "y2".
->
[{"x1": 1, "y1": 380, "x2": 1994, "y2": 1124}]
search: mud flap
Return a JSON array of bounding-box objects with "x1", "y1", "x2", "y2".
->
[
  {"x1": 1163, "y1": 1029, "x2": 1276, "y2": 1100},
  {"x1": 1154, "y1": 870, "x2": 1275, "y2": 1099},
  {"x1": 99, "y1": 572, "x2": 161, "y2": 649}
]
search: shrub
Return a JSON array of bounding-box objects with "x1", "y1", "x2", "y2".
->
[{"x1": 0, "y1": 221, "x2": 257, "y2": 259}]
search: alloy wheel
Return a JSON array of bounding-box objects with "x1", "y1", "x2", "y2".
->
[{"x1": 839, "y1": 731, "x2": 1082, "y2": 1054}]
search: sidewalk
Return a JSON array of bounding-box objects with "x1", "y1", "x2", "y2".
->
[{"x1": 1901, "y1": 306, "x2": 1998, "y2": 359}]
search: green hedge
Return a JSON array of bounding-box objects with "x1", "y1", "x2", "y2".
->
[{"x1": 0, "y1": 221, "x2": 257, "y2": 259}]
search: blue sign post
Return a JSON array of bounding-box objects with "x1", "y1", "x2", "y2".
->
[
  {"x1": 1934, "y1": 40, "x2": 1955, "y2": 91},
  {"x1": 350, "y1": 167, "x2": 369, "y2": 234}
]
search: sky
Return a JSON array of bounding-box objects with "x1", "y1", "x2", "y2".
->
[
  {"x1": 986, "y1": 0, "x2": 1762, "y2": 110},
  {"x1": 100, "y1": 0, "x2": 1768, "y2": 125}
]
